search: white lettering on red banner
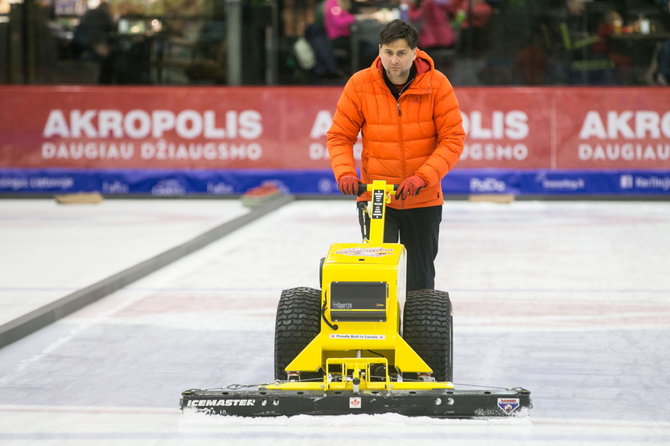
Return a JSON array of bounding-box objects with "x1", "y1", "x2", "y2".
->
[
  {"x1": 1, "y1": 86, "x2": 668, "y2": 171},
  {"x1": 310, "y1": 110, "x2": 332, "y2": 138},
  {"x1": 461, "y1": 143, "x2": 528, "y2": 161},
  {"x1": 43, "y1": 109, "x2": 263, "y2": 140},
  {"x1": 41, "y1": 141, "x2": 263, "y2": 162},
  {"x1": 461, "y1": 111, "x2": 529, "y2": 140},
  {"x1": 579, "y1": 111, "x2": 670, "y2": 140},
  {"x1": 578, "y1": 143, "x2": 670, "y2": 161}
]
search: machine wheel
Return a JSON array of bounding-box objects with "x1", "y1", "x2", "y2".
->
[
  {"x1": 274, "y1": 287, "x2": 322, "y2": 380},
  {"x1": 403, "y1": 289, "x2": 453, "y2": 382}
]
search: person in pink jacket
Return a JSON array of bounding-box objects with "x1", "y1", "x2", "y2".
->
[
  {"x1": 324, "y1": 0, "x2": 355, "y2": 40},
  {"x1": 406, "y1": 0, "x2": 456, "y2": 49},
  {"x1": 321, "y1": 0, "x2": 376, "y2": 73}
]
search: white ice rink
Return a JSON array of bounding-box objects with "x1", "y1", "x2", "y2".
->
[{"x1": 0, "y1": 197, "x2": 669, "y2": 445}]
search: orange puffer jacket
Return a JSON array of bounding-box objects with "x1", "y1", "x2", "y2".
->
[{"x1": 327, "y1": 49, "x2": 465, "y2": 209}]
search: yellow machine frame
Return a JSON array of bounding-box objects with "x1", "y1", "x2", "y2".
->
[{"x1": 266, "y1": 180, "x2": 453, "y2": 392}]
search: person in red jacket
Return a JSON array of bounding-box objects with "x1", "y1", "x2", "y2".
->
[{"x1": 327, "y1": 19, "x2": 465, "y2": 292}]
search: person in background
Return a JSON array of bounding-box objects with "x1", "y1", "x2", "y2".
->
[
  {"x1": 554, "y1": 0, "x2": 615, "y2": 84},
  {"x1": 72, "y1": 2, "x2": 116, "y2": 83},
  {"x1": 323, "y1": 0, "x2": 356, "y2": 73},
  {"x1": 450, "y1": 0, "x2": 492, "y2": 28},
  {"x1": 645, "y1": 40, "x2": 670, "y2": 86},
  {"x1": 656, "y1": 41, "x2": 670, "y2": 85},
  {"x1": 305, "y1": 0, "x2": 342, "y2": 78},
  {"x1": 327, "y1": 19, "x2": 465, "y2": 292},
  {"x1": 647, "y1": 0, "x2": 670, "y2": 85},
  {"x1": 515, "y1": 24, "x2": 549, "y2": 85},
  {"x1": 72, "y1": 2, "x2": 115, "y2": 61},
  {"x1": 324, "y1": 0, "x2": 355, "y2": 44},
  {"x1": 404, "y1": 0, "x2": 457, "y2": 50},
  {"x1": 593, "y1": 10, "x2": 631, "y2": 84},
  {"x1": 449, "y1": 0, "x2": 493, "y2": 54},
  {"x1": 281, "y1": 0, "x2": 317, "y2": 38}
]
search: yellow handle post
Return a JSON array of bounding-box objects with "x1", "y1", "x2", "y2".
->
[{"x1": 367, "y1": 180, "x2": 395, "y2": 245}]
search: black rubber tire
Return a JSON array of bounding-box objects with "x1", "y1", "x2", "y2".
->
[
  {"x1": 274, "y1": 287, "x2": 322, "y2": 380},
  {"x1": 402, "y1": 289, "x2": 453, "y2": 382}
]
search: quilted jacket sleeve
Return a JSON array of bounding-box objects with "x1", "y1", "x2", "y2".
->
[{"x1": 326, "y1": 78, "x2": 365, "y2": 182}]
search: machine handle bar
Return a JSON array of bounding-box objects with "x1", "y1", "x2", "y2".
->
[{"x1": 356, "y1": 182, "x2": 398, "y2": 196}]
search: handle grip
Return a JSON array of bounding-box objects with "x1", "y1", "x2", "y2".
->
[{"x1": 357, "y1": 182, "x2": 398, "y2": 196}]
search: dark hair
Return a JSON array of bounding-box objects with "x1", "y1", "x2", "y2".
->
[{"x1": 379, "y1": 19, "x2": 419, "y2": 49}]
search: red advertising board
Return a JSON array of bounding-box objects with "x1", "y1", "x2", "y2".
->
[
  {"x1": 0, "y1": 86, "x2": 342, "y2": 170},
  {"x1": 1, "y1": 86, "x2": 669, "y2": 171},
  {"x1": 554, "y1": 89, "x2": 670, "y2": 169},
  {"x1": 455, "y1": 88, "x2": 554, "y2": 169}
]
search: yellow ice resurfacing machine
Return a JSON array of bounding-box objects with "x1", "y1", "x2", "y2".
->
[{"x1": 180, "y1": 181, "x2": 531, "y2": 417}]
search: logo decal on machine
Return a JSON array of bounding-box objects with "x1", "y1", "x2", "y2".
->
[
  {"x1": 349, "y1": 397, "x2": 362, "y2": 409},
  {"x1": 497, "y1": 398, "x2": 520, "y2": 415},
  {"x1": 187, "y1": 399, "x2": 256, "y2": 408},
  {"x1": 329, "y1": 334, "x2": 386, "y2": 340},
  {"x1": 334, "y1": 247, "x2": 393, "y2": 257}
]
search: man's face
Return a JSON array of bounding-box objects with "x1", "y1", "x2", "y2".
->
[{"x1": 379, "y1": 38, "x2": 416, "y2": 83}]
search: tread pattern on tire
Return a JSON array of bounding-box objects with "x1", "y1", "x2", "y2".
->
[
  {"x1": 403, "y1": 289, "x2": 453, "y2": 382},
  {"x1": 274, "y1": 287, "x2": 322, "y2": 380}
]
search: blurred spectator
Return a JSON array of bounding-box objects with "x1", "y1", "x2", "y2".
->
[
  {"x1": 646, "y1": 0, "x2": 670, "y2": 85},
  {"x1": 72, "y1": 2, "x2": 117, "y2": 83},
  {"x1": 552, "y1": 0, "x2": 616, "y2": 84},
  {"x1": 515, "y1": 24, "x2": 549, "y2": 84},
  {"x1": 324, "y1": 0, "x2": 355, "y2": 42},
  {"x1": 282, "y1": 0, "x2": 316, "y2": 37},
  {"x1": 303, "y1": 0, "x2": 342, "y2": 79},
  {"x1": 72, "y1": 2, "x2": 115, "y2": 60},
  {"x1": 405, "y1": 0, "x2": 456, "y2": 49},
  {"x1": 404, "y1": 0, "x2": 457, "y2": 50},
  {"x1": 593, "y1": 10, "x2": 631, "y2": 84},
  {"x1": 314, "y1": 0, "x2": 377, "y2": 75},
  {"x1": 658, "y1": 41, "x2": 670, "y2": 85},
  {"x1": 450, "y1": 0, "x2": 493, "y2": 54},
  {"x1": 646, "y1": 40, "x2": 670, "y2": 85},
  {"x1": 186, "y1": 21, "x2": 227, "y2": 84},
  {"x1": 451, "y1": 0, "x2": 492, "y2": 28},
  {"x1": 324, "y1": 0, "x2": 356, "y2": 71},
  {"x1": 402, "y1": 0, "x2": 459, "y2": 74}
]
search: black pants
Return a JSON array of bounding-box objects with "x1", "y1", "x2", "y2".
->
[{"x1": 358, "y1": 202, "x2": 442, "y2": 291}]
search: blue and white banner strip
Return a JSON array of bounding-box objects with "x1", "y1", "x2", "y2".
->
[{"x1": 1, "y1": 168, "x2": 669, "y2": 196}]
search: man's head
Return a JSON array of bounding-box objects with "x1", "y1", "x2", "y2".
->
[
  {"x1": 379, "y1": 19, "x2": 418, "y2": 50},
  {"x1": 378, "y1": 20, "x2": 418, "y2": 84}
]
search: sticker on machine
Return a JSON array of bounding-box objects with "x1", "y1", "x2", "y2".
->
[
  {"x1": 329, "y1": 334, "x2": 386, "y2": 340},
  {"x1": 334, "y1": 247, "x2": 393, "y2": 257},
  {"x1": 497, "y1": 398, "x2": 520, "y2": 415},
  {"x1": 349, "y1": 397, "x2": 362, "y2": 409}
]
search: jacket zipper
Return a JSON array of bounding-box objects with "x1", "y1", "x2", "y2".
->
[
  {"x1": 396, "y1": 82, "x2": 412, "y2": 116},
  {"x1": 396, "y1": 84, "x2": 412, "y2": 208},
  {"x1": 379, "y1": 69, "x2": 418, "y2": 209}
]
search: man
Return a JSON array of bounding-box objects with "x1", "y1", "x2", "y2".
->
[{"x1": 327, "y1": 19, "x2": 465, "y2": 291}]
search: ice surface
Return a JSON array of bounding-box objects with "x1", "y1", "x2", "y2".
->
[
  {"x1": 0, "y1": 199, "x2": 248, "y2": 325},
  {"x1": 0, "y1": 199, "x2": 669, "y2": 445}
]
